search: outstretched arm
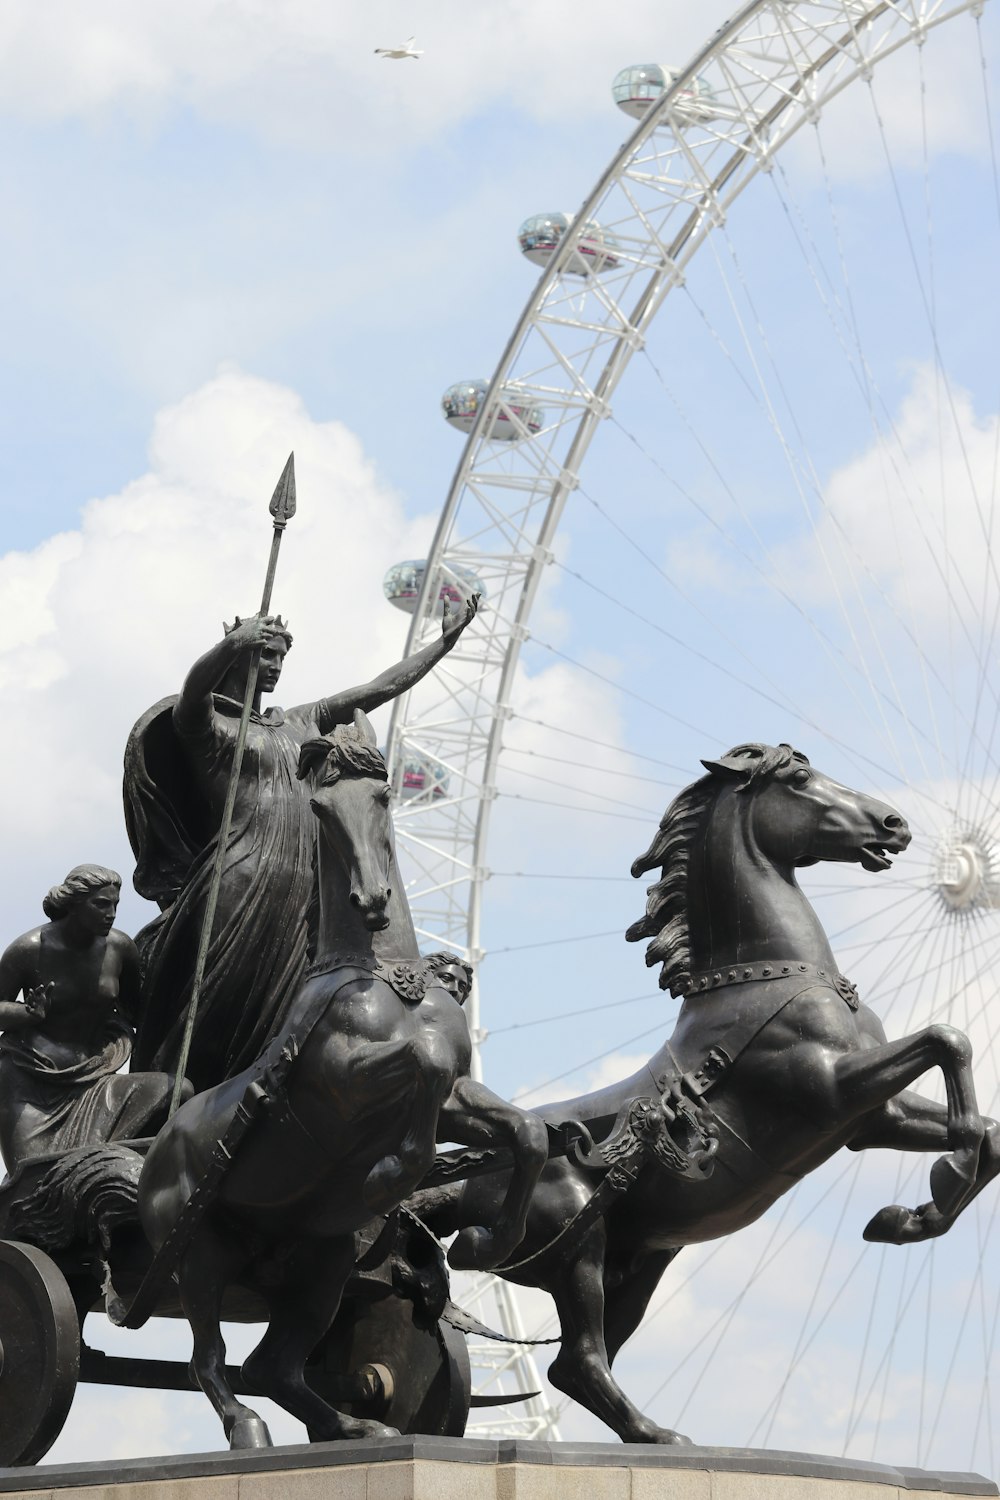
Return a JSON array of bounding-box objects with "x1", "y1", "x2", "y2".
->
[{"x1": 308, "y1": 596, "x2": 479, "y2": 733}]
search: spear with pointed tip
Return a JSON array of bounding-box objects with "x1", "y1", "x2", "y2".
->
[{"x1": 168, "y1": 453, "x2": 297, "y2": 1114}]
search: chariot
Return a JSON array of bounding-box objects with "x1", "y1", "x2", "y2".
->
[{"x1": 0, "y1": 1137, "x2": 473, "y2": 1466}]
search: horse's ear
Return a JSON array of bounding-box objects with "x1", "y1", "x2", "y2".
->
[
  {"x1": 701, "y1": 744, "x2": 764, "y2": 782},
  {"x1": 297, "y1": 738, "x2": 330, "y2": 782},
  {"x1": 353, "y1": 707, "x2": 377, "y2": 746}
]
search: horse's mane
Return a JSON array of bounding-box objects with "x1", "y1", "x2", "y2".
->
[
  {"x1": 297, "y1": 724, "x2": 388, "y2": 784},
  {"x1": 625, "y1": 777, "x2": 714, "y2": 997},
  {"x1": 626, "y1": 742, "x2": 799, "y2": 996}
]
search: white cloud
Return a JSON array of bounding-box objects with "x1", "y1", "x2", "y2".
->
[
  {"x1": 796, "y1": 364, "x2": 999, "y2": 631},
  {"x1": 0, "y1": 1, "x2": 735, "y2": 147},
  {"x1": 0, "y1": 0, "x2": 986, "y2": 173},
  {"x1": 0, "y1": 366, "x2": 435, "y2": 933}
]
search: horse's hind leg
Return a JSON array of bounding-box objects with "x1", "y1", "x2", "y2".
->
[
  {"x1": 546, "y1": 1227, "x2": 687, "y2": 1445},
  {"x1": 176, "y1": 1223, "x2": 271, "y2": 1449},
  {"x1": 242, "y1": 1236, "x2": 399, "y2": 1441}
]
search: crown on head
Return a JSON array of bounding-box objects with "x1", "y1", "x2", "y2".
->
[{"x1": 223, "y1": 615, "x2": 294, "y2": 648}]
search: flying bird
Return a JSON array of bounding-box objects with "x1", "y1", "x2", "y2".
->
[{"x1": 374, "y1": 37, "x2": 423, "y2": 60}]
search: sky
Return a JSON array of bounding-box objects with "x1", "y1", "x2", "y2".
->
[{"x1": 2, "y1": 0, "x2": 1000, "y2": 1480}]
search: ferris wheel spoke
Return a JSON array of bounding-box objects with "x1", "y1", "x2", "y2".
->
[
  {"x1": 574, "y1": 468, "x2": 871, "y2": 750},
  {"x1": 502, "y1": 742, "x2": 682, "y2": 791},
  {"x1": 770, "y1": 150, "x2": 957, "y2": 791},
  {"x1": 826, "y1": 881, "x2": 937, "y2": 944},
  {"x1": 510, "y1": 712, "x2": 691, "y2": 774},
  {"x1": 607, "y1": 398, "x2": 949, "y2": 795},
  {"x1": 711, "y1": 217, "x2": 931, "y2": 778},
  {"x1": 500, "y1": 760, "x2": 663, "y2": 817},
  {"x1": 638, "y1": 282, "x2": 985, "y2": 799}
]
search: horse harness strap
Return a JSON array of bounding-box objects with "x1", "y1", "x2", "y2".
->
[
  {"x1": 651, "y1": 961, "x2": 860, "y2": 1188},
  {"x1": 504, "y1": 962, "x2": 860, "y2": 1269},
  {"x1": 306, "y1": 952, "x2": 435, "y2": 1004},
  {"x1": 498, "y1": 1088, "x2": 723, "y2": 1276},
  {"x1": 656, "y1": 960, "x2": 859, "y2": 1100},
  {"x1": 106, "y1": 965, "x2": 373, "y2": 1331}
]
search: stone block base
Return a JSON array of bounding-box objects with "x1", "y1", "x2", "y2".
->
[{"x1": 0, "y1": 1438, "x2": 994, "y2": 1500}]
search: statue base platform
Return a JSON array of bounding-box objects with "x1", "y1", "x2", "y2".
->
[{"x1": 0, "y1": 1438, "x2": 994, "y2": 1500}]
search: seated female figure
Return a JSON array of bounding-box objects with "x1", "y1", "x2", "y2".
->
[{"x1": 0, "y1": 865, "x2": 185, "y2": 1173}]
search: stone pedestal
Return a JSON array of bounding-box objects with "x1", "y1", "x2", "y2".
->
[{"x1": 0, "y1": 1438, "x2": 994, "y2": 1500}]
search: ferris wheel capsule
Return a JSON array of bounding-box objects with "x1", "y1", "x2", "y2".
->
[
  {"x1": 517, "y1": 213, "x2": 621, "y2": 275},
  {"x1": 383, "y1": 558, "x2": 487, "y2": 616},
  {"x1": 441, "y1": 380, "x2": 543, "y2": 440},
  {"x1": 400, "y1": 750, "x2": 450, "y2": 801},
  {"x1": 611, "y1": 63, "x2": 719, "y2": 125}
]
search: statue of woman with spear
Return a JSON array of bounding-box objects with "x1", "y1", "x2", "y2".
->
[{"x1": 123, "y1": 456, "x2": 477, "y2": 1096}]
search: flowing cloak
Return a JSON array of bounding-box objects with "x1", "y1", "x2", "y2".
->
[
  {"x1": 0, "y1": 1023, "x2": 156, "y2": 1171},
  {"x1": 124, "y1": 694, "x2": 317, "y2": 1094}
]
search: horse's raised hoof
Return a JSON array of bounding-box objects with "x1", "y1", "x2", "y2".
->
[
  {"x1": 863, "y1": 1203, "x2": 946, "y2": 1244},
  {"x1": 929, "y1": 1149, "x2": 978, "y2": 1216},
  {"x1": 447, "y1": 1225, "x2": 496, "y2": 1271},
  {"x1": 227, "y1": 1415, "x2": 273, "y2": 1449}
]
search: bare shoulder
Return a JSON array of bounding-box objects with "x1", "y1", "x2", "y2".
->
[
  {"x1": 107, "y1": 929, "x2": 140, "y2": 967},
  {"x1": 1, "y1": 927, "x2": 43, "y2": 964},
  {"x1": 0, "y1": 927, "x2": 43, "y2": 983}
]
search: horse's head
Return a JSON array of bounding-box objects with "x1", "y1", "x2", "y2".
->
[
  {"x1": 297, "y1": 709, "x2": 393, "y2": 931},
  {"x1": 702, "y1": 743, "x2": 910, "y2": 871},
  {"x1": 628, "y1": 742, "x2": 911, "y2": 993}
]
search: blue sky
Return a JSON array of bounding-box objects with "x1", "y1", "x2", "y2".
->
[{"x1": 3, "y1": 0, "x2": 1000, "y2": 1477}]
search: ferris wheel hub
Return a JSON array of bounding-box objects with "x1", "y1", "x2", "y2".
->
[{"x1": 933, "y1": 829, "x2": 1000, "y2": 912}]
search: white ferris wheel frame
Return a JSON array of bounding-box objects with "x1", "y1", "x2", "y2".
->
[{"x1": 385, "y1": 0, "x2": 987, "y2": 1079}]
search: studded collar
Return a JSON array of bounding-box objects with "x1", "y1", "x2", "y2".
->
[{"x1": 684, "y1": 961, "x2": 859, "y2": 1010}]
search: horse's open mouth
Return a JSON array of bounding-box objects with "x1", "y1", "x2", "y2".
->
[{"x1": 859, "y1": 844, "x2": 893, "y2": 872}]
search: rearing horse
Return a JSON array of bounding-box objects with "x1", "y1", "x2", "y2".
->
[
  {"x1": 134, "y1": 711, "x2": 548, "y2": 1449},
  {"x1": 412, "y1": 742, "x2": 1000, "y2": 1443}
]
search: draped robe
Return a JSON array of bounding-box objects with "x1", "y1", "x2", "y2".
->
[
  {"x1": 124, "y1": 694, "x2": 318, "y2": 1094},
  {"x1": 0, "y1": 1022, "x2": 141, "y2": 1169}
]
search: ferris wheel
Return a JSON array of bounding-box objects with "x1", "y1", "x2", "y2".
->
[{"x1": 384, "y1": 0, "x2": 1000, "y2": 1469}]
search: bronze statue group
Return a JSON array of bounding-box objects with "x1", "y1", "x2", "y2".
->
[{"x1": 2, "y1": 579, "x2": 1000, "y2": 1452}]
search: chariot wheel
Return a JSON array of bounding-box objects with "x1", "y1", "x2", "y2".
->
[
  {"x1": 0, "y1": 1240, "x2": 80, "y2": 1466},
  {"x1": 306, "y1": 1291, "x2": 471, "y2": 1438}
]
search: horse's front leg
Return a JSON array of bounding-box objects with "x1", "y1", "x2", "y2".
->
[
  {"x1": 438, "y1": 1076, "x2": 548, "y2": 1271},
  {"x1": 824, "y1": 1025, "x2": 985, "y2": 1214},
  {"x1": 175, "y1": 1217, "x2": 270, "y2": 1449},
  {"x1": 242, "y1": 1235, "x2": 399, "y2": 1442}
]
